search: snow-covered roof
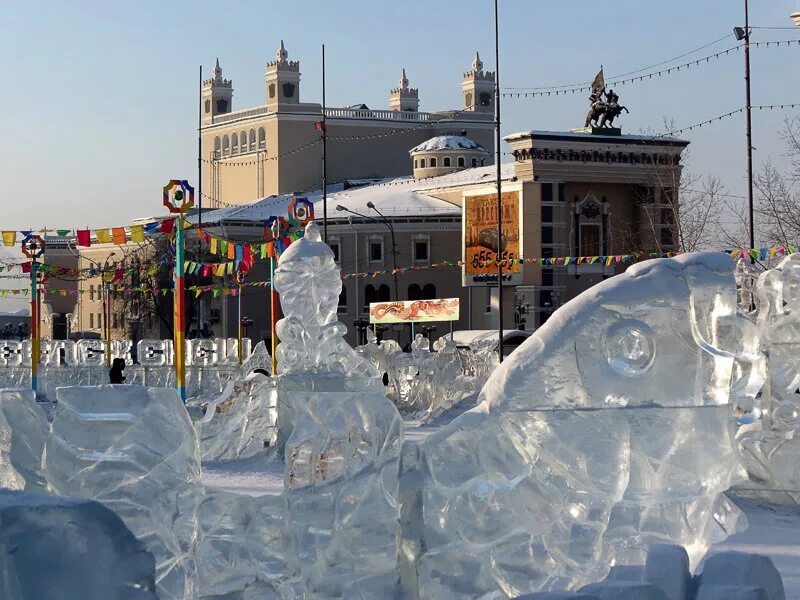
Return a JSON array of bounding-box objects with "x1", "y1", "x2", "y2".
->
[
  {"x1": 189, "y1": 163, "x2": 516, "y2": 225},
  {"x1": 409, "y1": 135, "x2": 488, "y2": 155}
]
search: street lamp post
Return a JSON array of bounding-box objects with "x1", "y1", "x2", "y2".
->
[{"x1": 336, "y1": 204, "x2": 399, "y2": 301}]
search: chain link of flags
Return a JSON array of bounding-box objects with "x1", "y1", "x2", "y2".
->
[{"x1": 1, "y1": 244, "x2": 794, "y2": 298}]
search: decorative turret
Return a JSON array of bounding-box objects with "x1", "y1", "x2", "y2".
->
[
  {"x1": 389, "y1": 68, "x2": 419, "y2": 112},
  {"x1": 265, "y1": 40, "x2": 301, "y2": 110},
  {"x1": 462, "y1": 50, "x2": 495, "y2": 113},
  {"x1": 201, "y1": 57, "x2": 233, "y2": 125}
]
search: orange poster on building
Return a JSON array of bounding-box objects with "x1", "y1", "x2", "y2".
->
[{"x1": 462, "y1": 191, "x2": 522, "y2": 286}]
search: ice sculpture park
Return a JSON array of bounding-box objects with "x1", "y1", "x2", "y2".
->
[{"x1": 0, "y1": 221, "x2": 797, "y2": 599}]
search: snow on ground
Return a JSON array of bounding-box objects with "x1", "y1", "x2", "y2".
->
[{"x1": 705, "y1": 496, "x2": 800, "y2": 598}]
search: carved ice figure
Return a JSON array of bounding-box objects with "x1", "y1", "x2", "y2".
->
[
  {"x1": 412, "y1": 253, "x2": 751, "y2": 599},
  {"x1": 0, "y1": 390, "x2": 49, "y2": 493},
  {"x1": 194, "y1": 372, "x2": 278, "y2": 461},
  {"x1": 76, "y1": 339, "x2": 106, "y2": 366},
  {"x1": 44, "y1": 385, "x2": 200, "y2": 600},
  {"x1": 737, "y1": 253, "x2": 800, "y2": 503},
  {"x1": 273, "y1": 221, "x2": 403, "y2": 597},
  {"x1": 275, "y1": 222, "x2": 376, "y2": 377}
]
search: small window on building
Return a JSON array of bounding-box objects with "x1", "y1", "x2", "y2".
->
[
  {"x1": 214, "y1": 137, "x2": 221, "y2": 154},
  {"x1": 541, "y1": 205, "x2": 553, "y2": 222},
  {"x1": 430, "y1": 157, "x2": 437, "y2": 168},
  {"x1": 541, "y1": 227, "x2": 553, "y2": 245},
  {"x1": 369, "y1": 238, "x2": 384, "y2": 262},
  {"x1": 338, "y1": 287, "x2": 347, "y2": 314},
  {"x1": 89, "y1": 313, "x2": 94, "y2": 329},
  {"x1": 98, "y1": 313, "x2": 103, "y2": 328},
  {"x1": 240, "y1": 131, "x2": 247, "y2": 152},
  {"x1": 661, "y1": 208, "x2": 675, "y2": 225},
  {"x1": 204, "y1": 99, "x2": 211, "y2": 113},
  {"x1": 414, "y1": 159, "x2": 418, "y2": 169},
  {"x1": 579, "y1": 223, "x2": 601, "y2": 256},
  {"x1": 232, "y1": 133, "x2": 238, "y2": 154},
  {"x1": 444, "y1": 157, "x2": 451, "y2": 167},
  {"x1": 541, "y1": 269, "x2": 554, "y2": 287},
  {"x1": 420, "y1": 158, "x2": 426, "y2": 168},
  {"x1": 471, "y1": 158, "x2": 478, "y2": 167},
  {"x1": 660, "y1": 227, "x2": 674, "y2": 246},
  {"x1": 458, "y1": 156, "x2": 465, "y2": 167},
  {"x1": 421, "y1": 284, "x2": 436, "y2": 299},
  {"x1": 89, "y1": 285, "x2": 95, "y2": 301},
  {"x1": 408, "y1": 284, "x2": 421, "y2": 300},
  {"x1": 413, "y1": 238, "x2": 429, "y2": 262},
  {"x1": 222, "y1": 135, "x2": 230, "y2": 155},
  {"x1": 249, "y1": 129, "x2": 256, "y2": 151},
  {"x1": 378, "y1": 284, "x2": 391, "y2": 301},
  {"x1": 258, "y1": 127, "x2": 266, "y2": 149},
  {"x1": 269, "y1": 83, "x2": 276, "y2": 99},
  {"x1": 216, "y1": 99, "x2": 228, "y2": 113}
]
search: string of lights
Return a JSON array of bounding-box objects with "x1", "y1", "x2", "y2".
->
[
  {"x1": 200, "y1": 138, "x2": 322, "y2": 167},
  {"x1": 502, "y1": 40, "x2": 800, "y2": 98}
]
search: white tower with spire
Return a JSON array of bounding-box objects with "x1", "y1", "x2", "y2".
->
[
  {"x1": 201, "y1": 58, "x2": 233, "y2": 125},
  {"x1": 265, "y1": 40, "x2": 301, "y2": 111},
  {"x1": 462, "y1": 51, "x2": 495, "y2": 113},
  {"x1": 389, "y1": 68, "x2": 419, "y2": 112}
]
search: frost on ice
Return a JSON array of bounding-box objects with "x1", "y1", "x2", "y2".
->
[{"x1": 411, "y1": 253, "x2": 751, "y2": 598}]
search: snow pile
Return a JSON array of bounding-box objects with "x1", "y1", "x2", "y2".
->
[
  {"x1": 0, "y1": 490, "x2": 156, "y2": 599},
  {"x1": 411, "y1": 253, "x2": 751, "y2": 598}
]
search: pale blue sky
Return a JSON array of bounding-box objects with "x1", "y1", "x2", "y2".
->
[{"x1": 0, "y1": 0, "x2": 798, "y2": 234}]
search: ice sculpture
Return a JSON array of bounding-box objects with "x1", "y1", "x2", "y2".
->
[
  {"x1": 737, "y1": 253, "x2": 800, "y2": 503},
  {"x1": 274, "y1": 221, "x2": 376, "y2": 376},
  {"x1": 410, "y1": 253, "x2": 751, "y2": 598},
  {"x1": 0, "y1": 390, "x2": 49, "y2": 493},
  {"x1": 44, "y1": 385, "x2": 200, "y2": 600},
  {"x1": 0, "y1": 490, "x2": 156, "y2": 599},
  {"x1": 273, "y1": 221, "x2": 403, "y2": 597},
  {"x1": 193, "y1": 371, "x2": 278, "y2": 461}
]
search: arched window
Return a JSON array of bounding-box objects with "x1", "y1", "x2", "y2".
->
[
  {"x1": 241, "y1": 131, "x2": 247, "y2": 152},
  {"x1": 338, "y1": 287, "x2": 347, "y2": 313},
  {"x1": 249, "y1": 129, "x2": 256, "y2": 151},
  {"x1": 420, "y1": 158, "x2": 426, "y2": 168},
  {"x1": 364, "y1": 284, "x2": 377, "y2": 311},
  {"x1": 408, "y1": 284, "x2": 421, "y2": 300},
  {"x1": 430, "y1": 157, "x2": 437, "y2": 168},
  {"x1": 378, "y1": 284, "x2": 391, "y2": 301},
  {"x1": 258, "y1": 127, "x2": 266, "y2": 149},
  {"x1": 422, "y1": 284, "x2": 436, "y2": 300},
  {"x1": 222, "y1": 134, "x2": 230, "y2": 155},
  {"x1": 458, "y1": 156, "x2": 465, "y2": 167},
  {"x1": 214, "y1": 137, "x2": 221, "y2": 155},
  {"x1": 414, "y1": 159, "x2": 418, "y2": 169},
  {"x1": 231, "y1": 133, "x2": 238, "y2": 154},
  {"x1": 204, "y1": 99, "x2": 211, "y2": 114},
  {"x1": 444, "y1": 157, "x2": 451, "y2": 167},
  {"x1": 471, "y1": 158, "x2": 478, "y2": 167}
]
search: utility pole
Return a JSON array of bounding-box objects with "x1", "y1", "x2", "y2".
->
[
  {"x1": 494, "y1": 0, "x2": 504, "y2": 361},
  {"x1": 322, "y1": 44, "x2": 328, "y2": 243},
  {"x1": 737, "y1": 0, "x2": 755, "y2": 259}
]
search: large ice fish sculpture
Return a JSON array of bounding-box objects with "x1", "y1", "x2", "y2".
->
[
  {"x1": 412, "y1": 253, "x2": 752, "y2": 599},
  {"x1": 273, "y1": 222, "x2": 403, "y2": 598}
]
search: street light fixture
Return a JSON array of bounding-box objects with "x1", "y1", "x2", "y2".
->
[{"x1": 336, "y1": 204, "x2": 399, "y2": 302}]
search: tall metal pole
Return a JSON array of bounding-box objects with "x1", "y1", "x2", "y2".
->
[
  {"x1": 322, "y1": 44, "x2": 328, "y2": 243},
  {"x1": 198, "y1": 66, "x2": 203, "y2": 227},
  {"x1": 744, "y1": 0, "x2": 755, "y2": 260},
  {"x1": 237, "y1": 279, "x2": 243, "y2": 364},
  {"x1": 494, "y1": 0, "x2": 504, "y2": 361},
  {"x1": 30, "y1": 261, "x2": 38, "y2": 394},
  {"x1": 174, "y1": 216, "x2": 186, "y2": 401}
]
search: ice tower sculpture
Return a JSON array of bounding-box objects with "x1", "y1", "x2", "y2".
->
[
  {"x1": 738, "y1": 253, "x2": 800, "y2": 503},
  {"x1": 273, "y1": 221, "x2": 404, "y2": 597},
  {"x1": 409, "y1": 253, "x2": 752, "y2": 598}
]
